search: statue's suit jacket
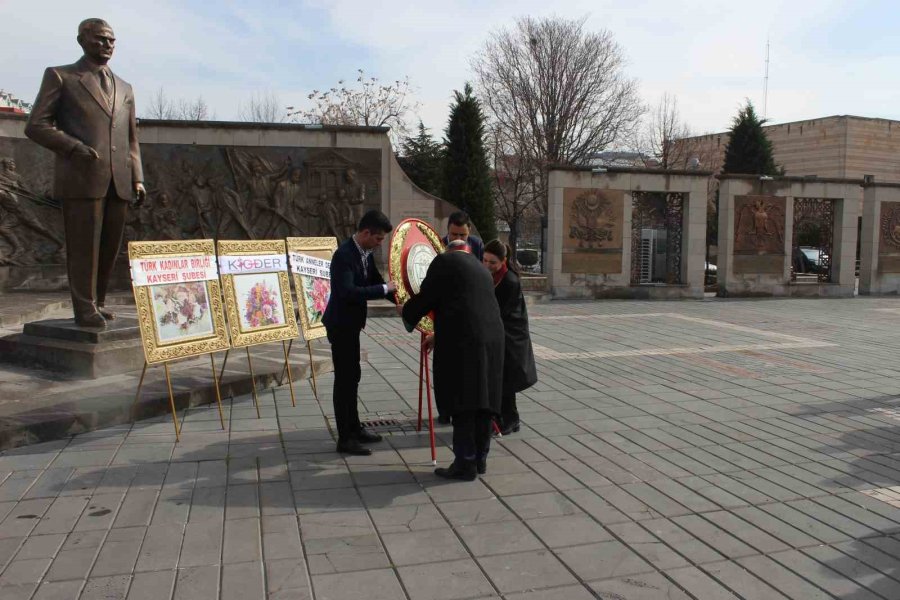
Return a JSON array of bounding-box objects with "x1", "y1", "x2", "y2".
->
[{"x1": 25, "y1": 57, "x2": 143, "y2": 200}]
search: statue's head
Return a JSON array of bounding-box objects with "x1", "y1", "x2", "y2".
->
[
  {"x1": 77, "y1": 19, "x2": 115, "y2": 65},
  {"x1": 0, "y1": 158, "x2": 14, "y2": 172},
  {"x1": 345, "y1": 168, "x2": 357, "y2": 183},
  {"x1": 158, "y1": 192, "x2": 171, "y2": 206},
  {"x1": 251, "y1": 161, "x2": 264, "y2": 174},
  {"x1": 194, "y1": 175, "x2": 207, "y2": 187},
  {"x1": 290, "y1": 168, "x2": 302, "y2": 183}
]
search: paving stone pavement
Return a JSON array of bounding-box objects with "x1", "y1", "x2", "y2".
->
[{"x1": 2, "y1": 296, "x2": 900, "y2": 599}]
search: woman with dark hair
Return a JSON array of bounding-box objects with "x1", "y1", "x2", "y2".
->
[{"x1": 482, "y1": 240, "x2": 537, "y2": 435}]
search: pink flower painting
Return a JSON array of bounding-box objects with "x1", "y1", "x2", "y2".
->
[{"x1": 303, "y1": 276, "x2": 331, "y2": 326}]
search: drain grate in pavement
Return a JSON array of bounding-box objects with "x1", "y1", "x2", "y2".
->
[{"x1": 359, "y1": 418, "x2": 404, "y2": 429}]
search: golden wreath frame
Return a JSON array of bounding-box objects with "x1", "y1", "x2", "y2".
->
[
  {"x1": 389, "y1": 219, "x2": 444, "y2": 334},
  {"x1": 129, "y1": 239, "x2": 230, "y2": 364},
  {"x1": 286, "y1": 236, "x2": 338, "y2": 341},
  {"x1": 217, "y1": 240, "x2": 300, "y2": 348}
]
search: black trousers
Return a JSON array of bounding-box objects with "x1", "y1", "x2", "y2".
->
[
  {"x1": 502, "y1": 390, "x2": 519, "y2": 425},
  {"x1": 62, "y1": 186, "x2": 129, "y2": 320},
  {"x1": 452, "y1": 411, "x2": 492, "y2": 464},
  {"x1": 327, "y1": 327, "x2": 362, "y2": 441}
]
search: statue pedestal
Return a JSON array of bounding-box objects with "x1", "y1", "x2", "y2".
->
[{"x1": 0, "y1": 318, "x2": 144, "y2": 379}]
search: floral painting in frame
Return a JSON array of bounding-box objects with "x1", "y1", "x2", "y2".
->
[
  {"x1": 286, "y1": 237, "x2": 338, "y2": 341},
  {"x1": 217, "y1": 240, "x2": 299, "y2": 348},
  {"x1": 129, "y1": 239, "x2": 230, "y2": 364}
]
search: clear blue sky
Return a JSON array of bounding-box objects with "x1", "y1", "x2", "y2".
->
[{"x1": 3, "y1": 0, "x2": 898, "y2": 145}]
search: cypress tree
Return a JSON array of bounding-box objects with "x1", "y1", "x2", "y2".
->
[
  {"x1": 397, "y1": 121, "x2": 443, "y2": 196},
  {"x1": 442, "y1": 83, "x2": 496, "y2": 240},
  {"x1": 722, "y1": 101, "x2": 779, "y2": 175}
]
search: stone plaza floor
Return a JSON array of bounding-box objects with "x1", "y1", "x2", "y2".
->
[{"x1": 2, "y1": 296, "x2": 900, "y2": 599}]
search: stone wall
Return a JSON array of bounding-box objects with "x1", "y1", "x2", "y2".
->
[
  {"x1": 717, "y1": 175, "x2": 861, "y2": 297},
  {"x1": 0, "y1": 115, "x2": 453, "y2": 286},
  {"x1": 547, "y1": 167, "x2": 709, "y2": 299},
  {"x1": 859, "y1": 182, "x2": 900, "y2": 294}
]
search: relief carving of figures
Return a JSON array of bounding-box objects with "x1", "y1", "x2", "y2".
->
[
  {"x1": 569, "y1": 190, "x2": 616, "y2": 249},
  {"x1": 2, "y1": 142, "x2": 382, "y2": 256},
  {"x1": 273, "y1": 168, "x2": 310, "y2": 238},
  {"x1": 880, "y1": 201, "x2": 900, "y2": 252},
  {"x1": 226, "y1": 149, "x2": 295, "y2": 237},
  {"x1": 0, "y1": 157, "x2": 65, "y2": 265},
  {"x1": 324, "y1": 168, "x2": 366, "y2": 240},
  {"x1": 734, "y1": 196, "x2": 785, "y2": 254},
  {"x1": 181, "y1": 170, "x2": 253, "y2": 240},
  {"x1": 150, "y1": 192, "x2": 183, "y2": 241}
]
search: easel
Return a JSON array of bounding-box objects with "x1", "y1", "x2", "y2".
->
[
  {"x1": 279, "y1": 338, "x2": 320, "y2": 401},
  {"x1": 133, "y1": 352, "x2": 226, "y2": 441},
  {"x1": 417, "y1": 331, "x2": 437, "y2": 465},
  {"x1": 217, "y1": 339, "x2": 297, "y2": 417}
]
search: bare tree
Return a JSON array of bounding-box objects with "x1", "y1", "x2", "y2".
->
[
  {"x1": 473, "y1": 16, "x2": 644, "y2": 210},
  {"x1": 488, "y1": 124, "x2": 542, "y2": 263},
  {"x1": 142, "y1": 87, "x2": 212, "y2": 121},
  {"x1": 643, "y1": 92, "x2": 692, "y2": 169},
  {"x1": 288, "y1": 70, "x2": 419, "y2": 142},
  {"x1": 175, "y1": 96, "x2": 211, "y2": 121},
  {"x1": 238, "y1": 91, "x2": 285, "y2": 123},
  {"x1": 142, "y1": 87, "x2": 177, "y2": 120}
]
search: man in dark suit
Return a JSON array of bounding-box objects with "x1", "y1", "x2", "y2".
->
[
  {"x1": 402, "y1": 240, "x2": 505, "y2": 481},
  {"x1": 441, "y1": 210, "x2": 484, "y2": 262},
  {"x1": 323, "y1": 210, "x2": 396, "y2": 455},
  {"x1": 25, "y1": 18, "x2": 145, "y2": 328}
]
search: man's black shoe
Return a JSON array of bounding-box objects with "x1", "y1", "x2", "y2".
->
[
  {"x1": 500, "y1": 420, "x2": 520, "y2": 436},
  {"x1": 336, "y1": 438, "x2": 372, "y2": 456},
  {"x1": 436, "y1": 415, "x2": 451, "y2": 425},
  {"x1": 476, "y1": 458, "x2": 487, "y2": 475},
  {"x1": 434, "y1": 460, "x2": 477, "y2": 481},
  {"x1": 356, "y1": 429, "x2": 382, "y2": 444}
]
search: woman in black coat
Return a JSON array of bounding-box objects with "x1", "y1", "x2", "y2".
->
[{"x1": 483, "y1": 240, "x2": 538, "y2": 435}]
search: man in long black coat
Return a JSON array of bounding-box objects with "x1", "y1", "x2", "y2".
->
[
  {"x1": 402, "y1": 240, "x2": 504, "y2": 480},
  {"x1": 323, "y1": 210, "x2": 396, "y2": 456}
]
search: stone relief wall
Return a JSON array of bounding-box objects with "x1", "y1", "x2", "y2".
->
[
  {"x1": 0, "y1": 138, "x2": 381, "y2": 266},
  {"x1": 878, "y1": 200, "x2": 900, "y2": 272},
  {"x1": 732, "y1": 195, "x2": 786, "y2": 274},
  {"x1": 0, "y1": 145, "x2": 65, "y2": 266},
  {"x1": 560, "y1": 188, "x2": 624, "y2": 274}
]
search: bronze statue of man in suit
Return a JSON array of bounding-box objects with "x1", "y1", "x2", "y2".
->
[{"x1": 25, "y1": 18, "x2": 146, "y2": 328}]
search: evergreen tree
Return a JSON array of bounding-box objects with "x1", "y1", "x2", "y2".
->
[
  {"x1": 722, "y1": 101, "x2": 779, "y2": 175},
  {"x1": 397, "y1": 121, "x2": 443, "y2": 196},
  {"x1": 442, "y1": 83, "x2": 496, "y2": 240}
]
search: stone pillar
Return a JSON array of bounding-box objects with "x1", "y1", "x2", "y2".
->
[
  {"x1": 684, "y1": 176, "x2": 710, "y2": 294},
  {"x1": 859, "y1": 182, "x2": 900, "y2": 294},
  {"x1": 717, "y1": 177, "x2": 792, "y2": 296}
]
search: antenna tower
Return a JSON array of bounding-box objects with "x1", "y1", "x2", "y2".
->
[{"x1": 763, "y1": 37, "x2": 770, "y2": 119}]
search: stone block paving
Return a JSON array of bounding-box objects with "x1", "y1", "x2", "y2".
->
[{"x1": 1, "y1": 296, "x2": 900, "y2": 598}]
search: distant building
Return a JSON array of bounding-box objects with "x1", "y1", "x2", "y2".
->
[
  {"x1": 587, "y1": 151, "x2": 653, "y2": 169},
  {"x1": 678, "y1": 115, "x2": 900, "y2": 183},
  {"x1": 0, "y1": 90, "x2": 31, "y2": 114}
]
